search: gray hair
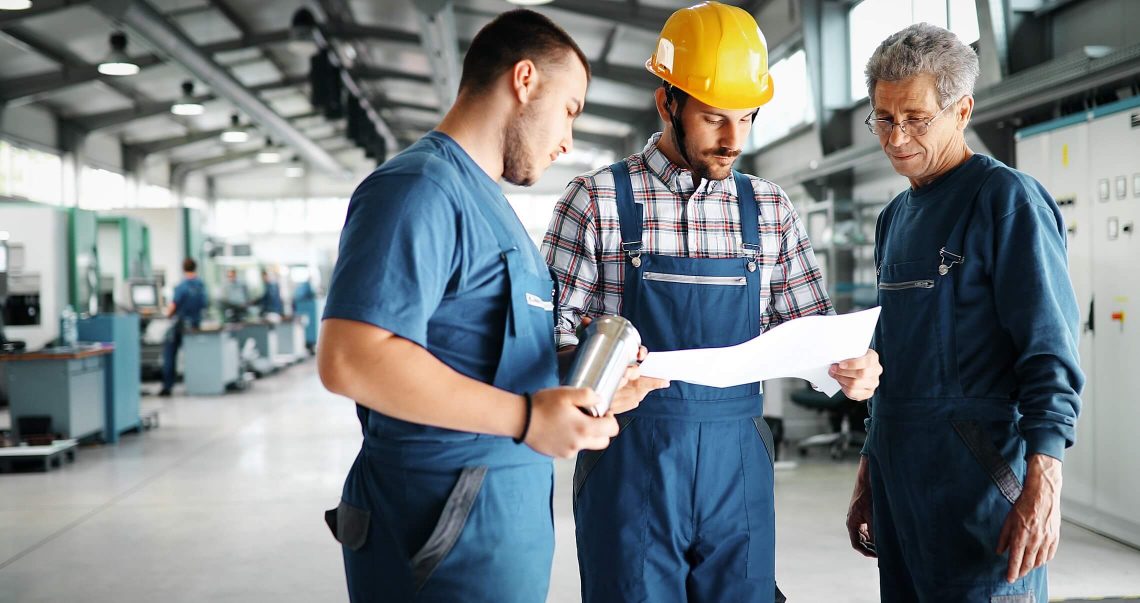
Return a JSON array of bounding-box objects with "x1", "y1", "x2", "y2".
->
[{"x1": 864, "y1": 23, "x2": 979, "y2": 108}]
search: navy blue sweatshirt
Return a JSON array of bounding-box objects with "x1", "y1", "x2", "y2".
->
[{"x1": 871, "y1": 153, "x2": 1084, "y2": 461}]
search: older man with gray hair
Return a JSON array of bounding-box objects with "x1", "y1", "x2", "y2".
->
[{"x1": 844, "y1": 23, "x2": 1084, "y2": 603}]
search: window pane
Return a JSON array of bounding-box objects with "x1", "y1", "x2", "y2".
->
[
  {"x1": 246, "y1": 200, "x2": 275, "y2": 234},
  {"x1": 749, "y1": 49, "x2": 816, "y2": 151},
  {"x1": 305, "y1": 198, "x2": 349, "y2": 232},
  {"x1": 0, "y1": 139, "x2": 63, "y2": 205},
  {"x1": 505, "y1": 194, "x2": 559, "y2": 247},
  {"x1": 275, "y1": 199, "x2": 306, "y2": 234},
  {"x1": 79, "y1": 166, "x2": 126, "y2": 210},
  {"x1": 213, "y1": 200, "x2": 249, "y2": 238},
  {"x1": 849, "y1": 0, "x2": 911, "y2": 101},
  {"x1": 912, "y1": 1, "x2": 947, "y2": 29},
  {"x1": 138, "y1": 184, "x2": 174, "y2": 208},
  {"x1": 949, "y1": 0, "x2": 980, "y2": 44}
]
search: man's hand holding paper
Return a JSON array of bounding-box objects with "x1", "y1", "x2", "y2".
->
[{"x1": 637, "y1": 307, "x2": 883, "y2": 398}]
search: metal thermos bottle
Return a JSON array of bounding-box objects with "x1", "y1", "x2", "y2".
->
[{"x1": 563, "y1": 316, "x2": 641, "y2": 417}]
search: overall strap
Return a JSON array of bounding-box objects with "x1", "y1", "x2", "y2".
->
[{"x1": 611, "y1": 161, "x2": 643, "y2": 264}]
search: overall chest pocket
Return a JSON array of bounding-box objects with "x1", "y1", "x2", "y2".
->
[{"x1": 877, "y1": 260, "x2": 950, "y2": 397}]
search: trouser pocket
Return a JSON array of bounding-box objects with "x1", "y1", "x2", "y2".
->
[
  {"x1": 752, "y1": 416, "x2": 775, "y2": 465},
  {"x1": 950, "y1": 420, "x2": 1023, "y2": 505},
  {"x1": 573, "y1": 414, "x2": 635, "y2": 499},
  {"x1": 324, "y1": 499, "x2": 370, "y2": 551},
  {"x1": 410, "y1": 465, "x2": 488, "y2": 592}
]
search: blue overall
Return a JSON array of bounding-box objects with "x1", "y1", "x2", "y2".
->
[
  {"x1": 292, "y1": 281, "x2": 318, "y2": 349},
  {"x1": 574, "y1": 162, "x2": 778, "y2": 603},
  {"x1": 868, "y1": 174, "x2": 1045, "y2": 602},
  {"x1": 161, "y1": 277, "x2": 207, "y2": 392},
  {"x1": 324, "y1": 146, "x2": 560, "y2": 602},
  {"x1": 257, "y1": 281, "x2": 284, "y2": 315}
]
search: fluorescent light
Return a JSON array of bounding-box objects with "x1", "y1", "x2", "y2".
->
[
  {"x1": 170, "y1": 80, "x2": 204, "y2": 116},
  {"x1": 221, "y1": 114, "x2": 248, "y2": 144},
  {"x1": 285, "y1": 157, "x2": 304, "y2": 177},
  {"x1": 257, "y1": 150, "x2": 282, "y2": 164},
  {"x1": 98, "y1": 61, "x2": 139, "y2": 76},
  {"x1": 221, "y1": 130, "x2": 249, "y2": 143},
  {"x1": 0, "y1": 0, "x2": 33, "y2": 10},
  {"x1": 98, "y1": 32, "x2": 139, "y2": 76},
  {"x1": 171, "y1": 102, "x2": 204, "y2": 116}
]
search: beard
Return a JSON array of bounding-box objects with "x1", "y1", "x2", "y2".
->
[
  {"x1": 502, "y1": 101, "x2": 543, "y2": 186},
  {"x1": 685, "y1": 142, "x2": 742, "y2": 182}
]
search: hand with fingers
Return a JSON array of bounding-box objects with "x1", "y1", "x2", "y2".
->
[
  {"x1": 524, "y1": 387, "x2": 621, "y2": 459},
  {"x1": 997, "y1": 454, "x2": 1063, "y2": 583},
  {"x1": 846, "y1": 456, "x2": 877, "y2": 558},
  {"x1": 830, "y1": 348, "x2": 883, "y2": 401},
  {"x1": 608, "y1": 345, "x2": 670, "y2": 415}
]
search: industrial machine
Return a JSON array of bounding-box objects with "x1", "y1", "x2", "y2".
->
[
  {"x1": 1016, "y1": 95, "x2": 1140, "y2": 549},
  {"x1": 96, "y1": 215, "x2": 152, "y2": 311},
  {"x1": 1, "y1": 234, "x2": 25, "y2": 353},
  {"x1": 0, "y1": 204, "x2": 96, "y2": 351}
]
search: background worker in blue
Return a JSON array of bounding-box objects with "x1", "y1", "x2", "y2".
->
[
  {"x1": 255, "y1": 269, "x2": 284, "y2": 316},
  {"x1": 291, "y1": 272, "x2": 318, "y2": 354},
  {"x1": 317, "y1": 9, "x2": 666, "y2": 603},
  {"x1": 159, "y1": 258, "x2": 207, "y2": 397},
  {"x1": 844, "y1": 23, "x2": 1084, "y2": 603},
  {"x1": 542, "y1": 4, "x2": 881, "y2": 602}
]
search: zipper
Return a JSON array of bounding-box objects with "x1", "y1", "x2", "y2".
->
[
  {"x1": 643, "y1": 272, "x2": 747, "y2": 286},
  {"x1": 878, "y1": 279, "x2": 935, "y2": 291}
]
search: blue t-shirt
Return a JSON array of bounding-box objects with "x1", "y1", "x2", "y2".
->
[
  {"x1": 323, "y1": 131, "x2": 544, "y2": 440},
  {"x1": 872, "y1": 154, "x2": 1084, "y2": 460}
]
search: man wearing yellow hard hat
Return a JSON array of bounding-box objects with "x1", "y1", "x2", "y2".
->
[{"x1": 541, "y1": 2, "x2": 882, "y2": 601}]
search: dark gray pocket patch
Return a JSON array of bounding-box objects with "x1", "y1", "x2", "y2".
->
[
  {"x1": 324, "y1": 500, "x2": 370, "y2": 551},
  {"x1": 411, "y1": 465, "x2": 488, "y2": 591},
  {"x1": 951, "y1": 420, "x2": 1023, "y2": 505},
  {"x1": 573, "y1": 414, "x2": 635, "y2": 498},
  {"x1": 991, "y1": 591, "x2": 1034, "y2": 603},
  {"x1": 752, "y1": 416, "x2": 775, "y2": 465}
]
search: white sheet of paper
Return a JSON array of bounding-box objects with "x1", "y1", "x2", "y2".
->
[{"x1": 637, "y1": 307, "x2": 881, "y2": 397}]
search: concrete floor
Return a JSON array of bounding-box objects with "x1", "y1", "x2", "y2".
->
[{"x1": 1, "y1": 363, "x2": 1138, "y2": 603}]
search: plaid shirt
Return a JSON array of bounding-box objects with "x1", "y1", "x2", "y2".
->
[{"x1": 541, "y1": 133, "x2": 833, "y2": 347}]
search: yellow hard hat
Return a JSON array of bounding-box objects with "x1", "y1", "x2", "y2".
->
[{"x1": 645, "y1": 1, "x2": 774, "y2": 110}]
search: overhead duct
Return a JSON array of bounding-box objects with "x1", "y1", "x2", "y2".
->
[{"x1": 92, "y1": 0, "x2": 351, "y2": 178}]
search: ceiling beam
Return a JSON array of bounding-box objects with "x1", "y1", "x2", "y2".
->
[
  {"x1": 93, "y1": 0, "x2": 348, "y2": 177},
  {"x1": 0, "y1": 25, "x2": 152, "y2": 106},
  {"x1": 453, "y1": 0, "x2": 674, "y2": 34},
  {"x1": 123, "y1": 111, "x2": 321, "y2": 155},
  {"x1": 0, "y1": 0, "x2": 90, "y2": 27},
  {"x1": 412, "y1": 0, "x2": 460, "y2": 111},
  {"x1": 67, "y1": 77, "x2": 305, "y2": 132},
  {"x1": 0, "y1": 30, "x2": 293, "y2": 105},
  {"x1": 209, "y1": 0, "x2": 293, "y2": 86}
]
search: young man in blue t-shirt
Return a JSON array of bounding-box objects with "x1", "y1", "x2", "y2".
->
[{"x1": 317, "y1": 9, "x2": 666, "y2": 602}]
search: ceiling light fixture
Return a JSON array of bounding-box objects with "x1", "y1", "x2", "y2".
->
[
  {"x1": 170, "y1": 80, "x2": 205, "y2": 116},
  {"x1": 0, "y1": 0, "x2": 33, "y2": 10},
  {"x1": 285, "y1": 156, "x2": 305, "y2": 178},
  {"x1": 220, "y1": 114, "x2": 249, "y2": 144},
  {"x1": 97, "y1": 32, "x2": 140, "y2": 76},
  {"x1": 256, "y1": 138, "x2": 282, "y2": 164}
]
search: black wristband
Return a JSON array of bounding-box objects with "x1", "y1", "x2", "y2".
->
[{"x1": 513, "y1": 392, "x2": 533, "y2": 445}]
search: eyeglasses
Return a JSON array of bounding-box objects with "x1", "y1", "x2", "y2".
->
[{"x1": 864, "y1": 100, "x2": 956, "y2": 137}]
